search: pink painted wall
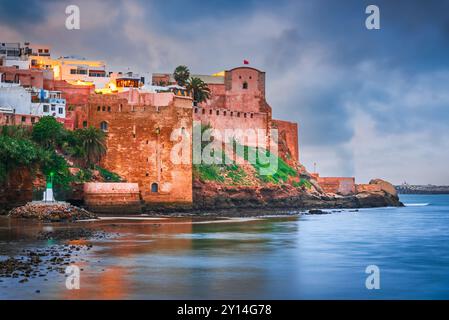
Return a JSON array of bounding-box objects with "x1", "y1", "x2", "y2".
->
[
  {"x1": 118, "y1": 89, "x2": 174, "y2": 106},
  {"x1": 84, "y1": 182, "x2": 140, "y2": 194},
  {"x1": 224, "y1": 67, "x2": 266, "y2": 113}
]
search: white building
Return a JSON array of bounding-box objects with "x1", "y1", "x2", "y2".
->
[
  {"x1": 29, "y1": 54, "x2": 110, "y2": 89},
  {"x1": 30, "y1": 88, "x2": 66, "y2": 119},
  {"x1": 0, "y1": 74, "x2": 66, "y2": 124},
  {"x1": 0, "y1": 42, "x2": 30, "y2": 69}
]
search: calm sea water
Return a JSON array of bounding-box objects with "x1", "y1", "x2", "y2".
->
[{"x1": 1, "y1": 194, "x2": 449, "y2": 299}]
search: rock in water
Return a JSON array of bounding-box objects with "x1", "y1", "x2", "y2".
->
[
  {"x1": 8, "y1": 202, "x2": 97, "y2": 222},
  {"x1": 369, "y1": 179, "x2": 398, "y2": 198},
  {"x1": 307, "y1": 209, "x2": 330, "y2": 215}
]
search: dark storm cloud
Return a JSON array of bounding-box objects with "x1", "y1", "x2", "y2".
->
[{"x1": 0, "y1": 0, "x2": 56, "y2": 27}]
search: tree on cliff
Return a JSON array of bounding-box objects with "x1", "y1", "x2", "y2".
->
[
  {"x1": 187, "y1": 77, "x2": 211, "y2": 105},
  {"x1": 31, "y1": 116, "x2": 64, "y2": 149},
  {"x1": 75, "y1": 127, "x2": 107, "y2": 168},
  {"x1": 173, "y1": 65, "x2": 190, "y2": 87}
]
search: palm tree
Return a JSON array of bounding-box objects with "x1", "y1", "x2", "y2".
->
[
  {"x1": 75, "y1": 127, "x2": 107, "y2": 168},
  {"x1": 173, "y1": 65, "x2": 190, "y2": 87},
  {"x1": 186, "y1": 77, "x2": 211, "y2": 105}
]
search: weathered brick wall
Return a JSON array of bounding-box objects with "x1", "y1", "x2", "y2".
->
[
  {"x1": 87, "y1": 93, "x2": 193, "y2": 206},
  {"x1": 194, "y1": 67, "x2": 275, "y2": 150},
  {"x1": 0, "y1": 67, "x2": 44, "y2": 88},
  {"x1": 44, "y1": 80, "x2": 94, "y2": 106},
  {"x1": 118, "y1": 89, "x2": 174, "y2": 106},
  {"x1": 84, "y1": 183, "x2": 142, "y2": 214},
  {"x1": 200, "y1": 83, "x2": 226, "y2": 109},
  {"x1": 193, "y1": 106, "x2": 270, "y2": 147},
  {"x1": 224, "y1": 67, "x2": 266, "y2": 113},
  {"x1": 316, "y1": 176, "x2": 356, "y2": 195},
  {"x1": 272, "y1": 119, "x2": 299, "y2": 163}
]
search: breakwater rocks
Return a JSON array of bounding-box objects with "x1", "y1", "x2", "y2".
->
[{"x1": 8, "y1": 202, "x2": 97, "y2": 222}]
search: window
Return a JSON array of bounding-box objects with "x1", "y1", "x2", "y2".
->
[
  {"x1": 231, "y1": 112, "x2": 233, "y2": 116},
  {"x1": 89, "y1": 71, "x2": 106, "y2": 77},
  {"x1": 83, "y1": 121, "x2": 88, "y2": 128},
  {"x1": 243, "y1": 82, "x2": 248, "y2": 89},
  {"x1": 224, "y1": 111, "x2": 227, "y2": 116},
  {"x1": 51, "y1": 105, "x2": 56, "y2": 111},
  {"x1": 58, "y1": 108, "x2": 64, "y2": 114},
  {"x1": 70, "y1": 68, "x2": 87, "y2": 75},
  {"x1": 237, "y1": 112, "x2": 241, "y2": 117},
  {"x1": 31, "y1": 117, "x2": 35, "y2": 124},
  {"x1": 250, "y1": 113, "x2": 254, "y2": 119},
  {"x1": 100, "y1": 121, "x2": 108, "y2": 132},
  {"x1": 202, "y1": 109, "x2": 206, "y2": 115},
  {"x1": 216, "y1": 110, "x2": 219, "y2": 116},
  {"x1": 194, "y1": 108, "x2": 198, "y2": 113},
  {"x1": 209, "y1": 109, "x2": 212, "y2": 115},
  {"x1": 102, "y1": 106, "x2": 105, "y2": 112},
  {"x1": 107, "y1": 106, "x2": 111, "y2": 112},
  {"x1": 244, "y1": 113, "x2": 247, "y2": 118},
  {"x1": 43, "y1": 105, "x2": 49, "y2": 113},
  {"x1": 151, "y1": 183, "x2": 159, "y2": 193},
  {"x1": 21, "y1": 116, "x2": 26, "y2": 123}
]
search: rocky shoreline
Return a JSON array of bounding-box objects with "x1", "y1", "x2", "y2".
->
[
  {"x1": 1, "y1": 179, "x2": 403, "y2": 218},
  {"x1": 0, "y1": 227, "x2": 117, "y2": 287},
  {"x1": 141, "y1": 178, "x2": 403, "y2": 216},
  {"x1": 8, "y1": 202, "x2": 97, "y2": 222}
]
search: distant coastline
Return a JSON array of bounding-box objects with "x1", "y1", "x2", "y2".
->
[{"x1": 396, "y1": 185, "x2": 449, "y2": 194}]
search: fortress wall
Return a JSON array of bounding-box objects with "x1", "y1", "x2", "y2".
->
[
  {"x1": 199, "y1": 84, "x2": 226, "y2": 109},
  {"x1": 316, "y1": 176, "x2": 356, "y2": 195},
  {"x1": 83, "y1": 183, "x2": 142, "y2": 214},
  {"x1": 117, "y1": 89, "x2": 174, "y2": 106},
  {"x1": 87, "y1": 94, "x2": 193, "y2": 206},
  {"x1": 272, "y1": 119, "x2": 299, "y2": 163},
  {"x1": 224, "y1": 68, "x2": 266, "y2": 113},
  {"x1": 193, "y1": 107, "x2": 269, "y2": 147}
]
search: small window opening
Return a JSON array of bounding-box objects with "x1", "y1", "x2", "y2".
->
[{"x1": 100, "y1": 121, "x2": 108, "y2": 132}]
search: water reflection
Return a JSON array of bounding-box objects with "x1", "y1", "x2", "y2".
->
[
  {"x1": 0, "y1": 216, "x2": 298, "y2": 299},
  {"x1": 2, "y1": 199, "x2": 449, "y2": 300}
]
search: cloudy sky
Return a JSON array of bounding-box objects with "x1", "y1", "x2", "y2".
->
[{"x1": 1, "y1": 0, "x2": 448, "y2": 184}]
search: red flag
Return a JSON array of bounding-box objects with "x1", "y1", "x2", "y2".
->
[{"x1": 243, "y1": 59, "x2": 249, "y2": 65}]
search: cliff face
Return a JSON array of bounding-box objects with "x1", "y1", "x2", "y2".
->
[
  {"x1": 0, "y1": 168, "x2": 34, "y2": 214},
  {"x1": 192, "y1": 178, "x2": 403, "y2": 213}
]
